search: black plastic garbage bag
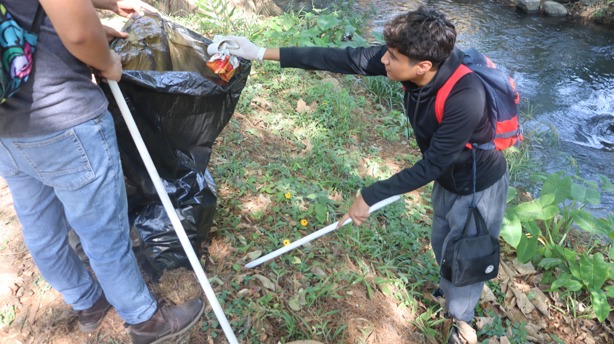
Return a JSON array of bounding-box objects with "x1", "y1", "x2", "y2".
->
[{"x1": 101, "y1": 13, "x2": 250, "y2": 281}]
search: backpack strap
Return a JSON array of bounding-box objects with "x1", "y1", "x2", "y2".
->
[
  {"x1": 32, "y1": 4, "x2": 45, "y2": 34},
  {"x1": 434, "y1": 64, "x2": 472, "y2": 123}
]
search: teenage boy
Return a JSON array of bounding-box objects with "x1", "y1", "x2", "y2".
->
[
  {"x1": 214, "y1": 6, "x2": 509, "y2": 344},
  {"x1": 0, "y1": 1, "x2": 204, "y2": 342}
]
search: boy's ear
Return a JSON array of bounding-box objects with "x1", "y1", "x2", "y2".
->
[{"x1": 416, "y1": 60, "x2": 433, "y2": 75}]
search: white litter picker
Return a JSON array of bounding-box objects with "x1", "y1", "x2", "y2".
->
[
  {"x1": 245, "y1": 195, "x2": 401, "y2": 269},
  {"x1": 108, "y1": 80, "x2": 239, "y2": 344}
]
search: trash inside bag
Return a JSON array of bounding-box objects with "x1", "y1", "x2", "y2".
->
[
  {"x1": 102, "y1": 13, "x2": 250, "y2": 281},
  {"x1": 206, "y1": 53, "x2": 240, "y2": 82}
]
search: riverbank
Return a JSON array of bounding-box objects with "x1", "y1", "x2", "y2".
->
[
  {"x1": 273, "y1": 0, "x2": 614, "y2": 26},
  {"x1": 567, "y1": 0, "x2": 614, "y2": 25}
]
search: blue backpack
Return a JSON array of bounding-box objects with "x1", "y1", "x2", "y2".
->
[
  {"x1": 0, "y1": 4, "x2": 45, "y2": 104},
  {"x1": 435, "y1": 48, "x2": 523, "y2": 150}
]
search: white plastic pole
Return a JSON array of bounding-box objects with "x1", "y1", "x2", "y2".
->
[
  {"x1": 108, "y1": 80, "x2": 239, "y2": 344},
  {"x1": 245, "y1": 195, "x2": 401, "y2": 269}
]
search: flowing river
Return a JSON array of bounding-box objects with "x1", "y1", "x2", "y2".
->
[{"x1": 368, "y1": 0, "x2": 614, "y2": 216}]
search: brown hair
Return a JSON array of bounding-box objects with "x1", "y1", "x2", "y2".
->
[{"x1": 383, "y1": 6, "x2": 456, "y2": 65}]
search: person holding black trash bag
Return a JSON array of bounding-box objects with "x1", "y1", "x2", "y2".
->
[
  {"x1": 0, "y1": 1, "x2": 204, "y2": 342},
  {"x1": 212, "y1": 7, "x2": 511, "y2": 344}
]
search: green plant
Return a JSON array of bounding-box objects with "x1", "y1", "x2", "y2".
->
[
  {"x1": 0, "y1": 305, "x2": 15, "y2": 329},
  {"x1": 362, "y1": 76, "x2": 405, "y2": 112},
  {"x1": 477, "y1": 315, "x2": 528, "y2": 343},
  {"x1": 260, "y1": 10, "x2": 368, "y2": 48},
  {"x1": 502, "y1": 172, "x2": 613, "y2": 251},
  {"x1": 194, "y1": 0, "x2": 237, "y2": 34},
  {"x1": 501, "y1": 171, "x2": 614, "y2": 321},
  {"x1": 194, "y1": 0, "x2": 262, "y2": 37}
]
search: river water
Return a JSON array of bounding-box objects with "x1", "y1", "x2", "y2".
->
[{"x1": 368, "y1": 0, "x2": 614, "y2": 216}]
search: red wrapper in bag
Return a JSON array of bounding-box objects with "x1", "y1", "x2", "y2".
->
[{"x1": 206, "y1": 51, "x2": 239, "y2": 82}]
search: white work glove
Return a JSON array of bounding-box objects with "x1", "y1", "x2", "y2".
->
[{"x1": 207, "y1": 35, "x2": 266, "y2": 61}]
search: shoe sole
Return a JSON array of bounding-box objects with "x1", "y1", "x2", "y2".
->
[{"x1": 149, "y1": 301, "x2": 206, "y2": 344}]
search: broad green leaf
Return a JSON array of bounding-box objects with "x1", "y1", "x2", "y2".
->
[
  {"x1": 538, "y1": 257, "x2": 563, "y2": 270},
  {"x1": 317, "y1": 16, "x2": 340, "y2": 31},
  {"x1": 268, "y1": 21, "x2": 282, "y2": 32},
  {"x1": 571, "y1": 210, "x2": 606, "y2": 235},
  {"x1": 593, "y1": 218, "x2": 613, "y2": 235},
  {"x1": 541, "y1": 244, "x2": 553, "y2": 259},
  {"x1": 541, "y1": 271, "x2": 556, "y2": 285},
  {"x1": 344, "y1": 24, "x2": 357, "y2": 34},
  {"x1": 569, "y1": 260, "x2": 582, "y2": 281},
  {"x1": 585, "y1": 188, "x2": 601, "y2": 205},
  {"x1": 542, "y1": 173, "x2": 572, "y2": 204},
  {"x1": 605, "y1": 285, "x2": 614, "y2": 298},
  {"x1": 530, "y1": 173, "x2": 548, "y2": 183},
  {"x1": 305, "y1": 193, "x2": 318, "y2": 200},
  {"x1": 516, "y1": 233, "x2": 538, "y2": 264},
  {"x1": 586, "y1": 180, "x2": 599, "y2": 189},
  {"x1": 550, "y1": 273, "x2": 582, "y2": 292},
  {"x1": 598, "y1": 174, "x2": 614, "y2": 193},
  {"x1": 500, "y1": 212, "x2": 522, "y2": 248},
  {"x1": 539, "y1": 193, "x2": 556, "y2": 206},
  {"x1": 579, "y1": 253, "x2": 609, "y2": 290},
  {"x1": 570, "y1": 183, "x2": 588, "y2": 202},
  {"x1": 506, "y1": 186, "x2": 517, "y2": 203},
  {"x1": 514, "y1": 199, "x2": 558, "y2": 222},
  {"x1": 524, "y1": 221, "x2": 542, "y2": 236},
  {"x1": 541, "y1": 205, "x2": 559, "y2": 220},
  {"x1": 589, "y1": 289, "x2": 611, "y2": 322},
  {"x1": 315, "y1": 203, "x2": 327, "y2": 223}
]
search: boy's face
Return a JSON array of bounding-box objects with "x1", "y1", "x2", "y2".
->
[{"x1": 381, "y1": 47, "x2": 431, "y2": 84}]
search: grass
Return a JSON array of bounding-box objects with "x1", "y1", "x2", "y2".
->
[{"x1": 201, "y1": 45, "x2": 526, "y2": 341}]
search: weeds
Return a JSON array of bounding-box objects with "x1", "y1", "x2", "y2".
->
[
  {"x1": 0, "y1": 305, "x2": 15, "y2": 329},
  {"x1": 501, "y1": 171, "x2": 614, "y2": 321}
]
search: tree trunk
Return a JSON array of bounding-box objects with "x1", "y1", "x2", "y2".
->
[
  {"x1": 153, "y1": 0, "x2": 198, "y2": 16},
  {"x1": 230, "y1": 0, "x2": 282, "y2": 16}
]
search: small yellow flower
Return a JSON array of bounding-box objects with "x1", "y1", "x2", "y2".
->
[
  {"x1": 300, "y1": 219, "x2": 308, "y2": 227},
  {"x1": 283, "y1": 239, "x2": 290, "y2": 246},
  {"x1": 285, "y1": 192, "x2": 291, "y2": 199}
]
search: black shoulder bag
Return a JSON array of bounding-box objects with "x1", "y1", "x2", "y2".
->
[{"x1": 440, "y1": 147, "x2": 500, "y2": 287}]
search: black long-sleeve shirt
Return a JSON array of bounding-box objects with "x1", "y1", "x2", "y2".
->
[{"x1": 279, "y1": 46, "x2": 508, "y2": 206}]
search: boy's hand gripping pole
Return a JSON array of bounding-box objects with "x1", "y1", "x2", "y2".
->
[
  {"x1": 108, "y1": 80, "x2": 239, "y2": 344},
  {"x1": 245, "y1": 195, "x2": 401, "y2": 269}
]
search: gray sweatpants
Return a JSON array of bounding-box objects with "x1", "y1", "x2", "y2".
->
[{"x1": 431, "y1": 172, "x2": 509, "y2": 322}]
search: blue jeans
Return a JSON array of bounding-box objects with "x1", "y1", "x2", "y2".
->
[
  {"x1": 0, "y1": 111, "x2": 156, "y2": 324},
  {"x1": 431, "y1": 172, "x2": 509, "y2": 322}
]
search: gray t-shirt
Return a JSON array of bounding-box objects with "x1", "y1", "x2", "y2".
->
[{"x1": 0, "y1": 0, "x2": 108, "y2": 138}]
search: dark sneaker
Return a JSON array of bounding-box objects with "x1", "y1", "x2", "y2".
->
[
  {"x1": 447, "y1": 320, "x2": 477, "y2": 344},
  {"x1": 129, "y1": 298, "x2": 205, "y2": 344},
  {"x1": 78, "y1": 292, "x2": 112, "y2": 332}
]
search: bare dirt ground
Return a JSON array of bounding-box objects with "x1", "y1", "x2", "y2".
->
[{"x1": 0, "y1": 178, "x2": 209, "y2": 344}]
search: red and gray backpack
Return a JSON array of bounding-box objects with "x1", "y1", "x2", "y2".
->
[{"x1": 435, "y1": 48, "x2": 523, "y2": 150}]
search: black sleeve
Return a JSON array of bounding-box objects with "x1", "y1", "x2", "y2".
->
[
  {"x1": 361, "y1": 74, "x2": 487, "y2": 205},
  {"x1": 279, "y1": 45, "x2": 388, "y2": 76}
]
